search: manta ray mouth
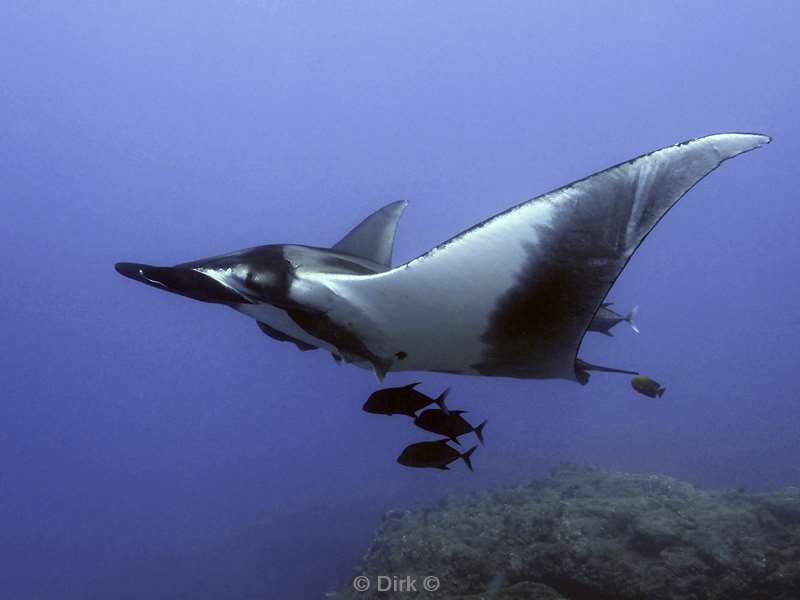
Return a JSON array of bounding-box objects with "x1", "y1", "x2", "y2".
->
[{"x1": 114, "y1": 262, "x2": 253, "y2": 305}]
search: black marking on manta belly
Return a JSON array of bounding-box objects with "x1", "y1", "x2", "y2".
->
[
  {"x1": 257, "y1": 321, "x2": 318, "y2": 352},
  {"x1": 473, "y1": 200, "x2": 624, "y2": 378},
  {"x1": 287, "y1": 308, "x2": 391, "y2": 373}
]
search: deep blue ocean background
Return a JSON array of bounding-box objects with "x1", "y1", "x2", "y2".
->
[{"x1": 2, "y1": 2, "x2": 799, "y2": 598}]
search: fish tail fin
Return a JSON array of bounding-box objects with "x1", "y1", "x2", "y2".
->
[
  {"x1": 461, "y1": 446, "x2": 477, "y2": 471},
  {"x1": 435, "y1": 388, "x2": 451, "y2": 415},
  {"x1": 451, "y1": 436, "x2": 462, "y2": 446},
  {"x1": 657, "y1": 387, "x2": 666, "y2": 397},
  {"x1": 474, "y1": 420, "x2": 488, "y2": 446},
  {"x1": 627, "y1": 305, "x2": 640, "y2": 334}
]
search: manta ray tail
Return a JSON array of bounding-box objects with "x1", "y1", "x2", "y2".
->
[
  {"x1": 575, "y1": 358, "x2": 639, "y2": 385},
  {"x1": 576, "y1": 359, "x2": 638, "y2": 375}
]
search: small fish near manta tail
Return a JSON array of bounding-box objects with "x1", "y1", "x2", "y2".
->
[
  {"x1": 115, "y1": 134, "x2": 770, "y2": 385},
  {"x1": 588, "y1": 303, "x2": 640, "y2": 337},
  {"x1": 362, "y1": 384, "x2": 450, "y2": 417},
  {"x1": 414, "y1": 409, "x2": 487, "y2": 446},
  {"x1": 397, "y1": 439, "x2": 477, "y2": 471},
  {"x1": 631, "y1": 375, "x2": 666, "y2": 398}
]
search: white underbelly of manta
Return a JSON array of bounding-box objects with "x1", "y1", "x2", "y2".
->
[
  {"x1": 234, "y1": 297, "x2": 498, "y2": 376},
  {"x1": 235, "y1": 302, "x2": 433, "y2": 374},
  {"x1": 333, "y1": 207, "x2": 550, "y2": 374}
]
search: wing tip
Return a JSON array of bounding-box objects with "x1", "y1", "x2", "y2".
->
[
  {"x1": 698, "y1": 131, "x2": 771, "y2": 143},
  {"x1": 696, "y1": 132, "x2": 771, "y2": 160}
]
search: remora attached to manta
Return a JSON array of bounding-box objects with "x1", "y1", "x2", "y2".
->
[{"x1": 116, "y1": 133, "x2": 770, "y2": 384}]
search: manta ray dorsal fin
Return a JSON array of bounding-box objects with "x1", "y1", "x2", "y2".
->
[{"x1": 333, "y1": 200, "x2": 408, "y2": 268}]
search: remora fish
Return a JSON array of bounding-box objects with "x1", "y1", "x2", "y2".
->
[
  {"x1": 414, "y1": 409, "x2": 487, "y2": 446},
  {"x1": 631, "y1": 375, "x2": 666, "y2": 398},
  {"x1": 588, "y1": 303, "x2": 639, "y2": 336},
  {"x1": 115, "y1": 134, "x2": 770, "y2": 384},
  {"x1": 362, "y1": 384, "x2": 450, "y2": 417},
  {"x1": 397, "y1": 439, "x2": 477, "y2": 471}
]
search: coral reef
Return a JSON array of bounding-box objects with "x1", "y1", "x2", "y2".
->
[{"x1": 333, "y1": 465, "x2": 800, "y2": 599}]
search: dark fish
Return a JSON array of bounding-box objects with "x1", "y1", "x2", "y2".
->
[
  {"x1": 588, "y1": 302, "x2": 639, "y2": 336},
  {"x1": 631, "y1": 375, "x2": 666, "y2": 398},
  {"x1": 414, "y1": 410, "x2": 487, "y2": 446},
  {"x1": 397, "y1": 439, "x2": 477, "y2": 471},
  {"x1": 362, "y1": 384, "x2": 449, "y2": 417}
]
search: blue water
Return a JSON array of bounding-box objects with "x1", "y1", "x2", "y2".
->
[{"x1": 2, "y1": 2, "x2": 798, "y2": 598}]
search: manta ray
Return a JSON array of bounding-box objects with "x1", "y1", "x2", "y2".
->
[{"x1": 116, "y1": 133, "x2": 769, "y2": 384}]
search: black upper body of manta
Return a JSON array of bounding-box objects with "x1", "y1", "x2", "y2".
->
[{"x1": 116, "y1": 133, "x2": 770, "y2": 384}]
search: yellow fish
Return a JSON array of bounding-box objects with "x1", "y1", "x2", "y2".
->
[{"x1": 631, "y1": 376, "x2": 666, "y2": 398}]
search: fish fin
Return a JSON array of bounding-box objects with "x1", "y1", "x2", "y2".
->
[
  {"x1": 435, "y1": 388, "x2": 451, "y2": 415},
  {"x1": 450, "y1": 410, "x2": 468, "y2": 415},
  {"x1": 474, "y1": 420, "x2": 488, "y2": 446},
  {"x1": 626, "y1": 305, "x2": 640, "y2": 334},
  {"x1": 437, "y1": 465, "x2": 450, "y2": 470},
  {"x1": 404, "y1": 381, "x2": 422, "y2": 389},
  {"x1": 405, "y1": 411, "x2": 417, "y2": 418},
  {"x1": 601, "y1": 330, "x2": 614, "y2": 337},
  {"x1": 450, "y1": 436, "x2": 462, "y2": 446},
  {"x1": 332, "y1": 200, "x2": 408, "y2": 268},
  {"x1": 461, "y1": 446, "x2": 478, "y2": 472},
  {"x1": 657, "y1": 387, "x2": 666, "y2": 397}
]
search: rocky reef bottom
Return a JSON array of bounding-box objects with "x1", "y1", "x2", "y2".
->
[{"x1": 332, "y1": 465, "x2": 800, "y2": 599}]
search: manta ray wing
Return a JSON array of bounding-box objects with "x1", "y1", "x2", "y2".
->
[{"x1": 302, "y1": 133, "x2": 769, "y2": 382}]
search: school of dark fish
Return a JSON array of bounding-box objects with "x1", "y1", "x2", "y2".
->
[{"x1": 363, "y1": 383, "x2": 487, "y2": 470}]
